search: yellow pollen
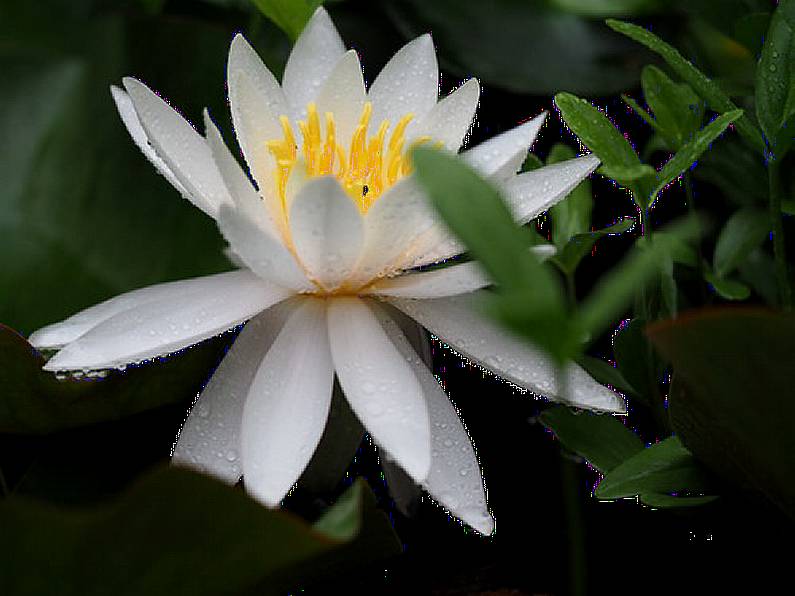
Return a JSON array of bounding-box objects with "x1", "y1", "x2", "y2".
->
[{"x1": 265, "y1": 101, "x2": 434, "y2": 212}]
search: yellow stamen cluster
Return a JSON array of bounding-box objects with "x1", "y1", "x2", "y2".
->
[{"x1": 266, "y1": 101, "x2": 432, "y2": 211}]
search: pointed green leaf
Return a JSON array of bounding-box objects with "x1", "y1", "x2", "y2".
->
[
  {"x1": 641, "y1": 64, "x2": 704, "y2": 149},
  {"x1": 704, "y1": 271, "x2": 752, "y2": 300},
  {"x1": 547, "y1": 143, "x2": 593, "y2": 249},
  {"x1": 554, "y1": 92, "x2": 642, "y2": 174},
  {"x1": 621, "y1": 93, "x2": 659, "y2": 131},
  {"x1": 606, "y1": 19, "x2": 765, "y2": 152},
  {"x1": 713, "y1": 207, "x2": 770, "y2": 276},
  {"x1": 577, "y1": 355, "x2": 637, "y2": 395},
  {"x1": 251, "y1": 0, "x2": 324, "y2": 40},
  {"x1": 539, "y1": 406, "x2": 643, "y2": 474},
  {"x1": 755, "y1": 0, "x2": 795, "y2": 155},
  {"x1": 595, "y1": 436, "x2": 713, "y2": 499},
  {"x1": 577, "y1": 217, "x2": 701, "y2": 342},
  {"x1": 651, "y1": 109, "x2": 743, "y2": 206},
  {"x1": 552, "y1": 217, "x2": 636, "y2": 275},
  {"x1": 639, "y1": 493, "x2": 718, "y2": 508}
]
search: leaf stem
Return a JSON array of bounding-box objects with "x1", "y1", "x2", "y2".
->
[
  {"x1": 768, "y1": 157, "x2": 791, "y2": 310},
  {"x1": 556, "y1": 367, "x2": 587, "y2": 596}
]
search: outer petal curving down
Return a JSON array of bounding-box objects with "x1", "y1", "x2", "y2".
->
[{"x1": 388, "y1": 292, "x2": 626, "y2": 413}]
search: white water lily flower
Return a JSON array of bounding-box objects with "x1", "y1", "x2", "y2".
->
[{"x1": 29, "y1": 8, "x2": 624, "y2": 535}]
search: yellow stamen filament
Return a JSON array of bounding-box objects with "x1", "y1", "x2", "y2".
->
[{"x1": 265, "y1": 101, "x2": 436, "y2": 212}]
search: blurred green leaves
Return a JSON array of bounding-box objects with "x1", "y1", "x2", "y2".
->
[
  {"x1": 384, "y1": 0, "x2": 648, "y2": 95},
  {"x1": 0, "y1": 469, "x2": 400, "y2": 595},
  {"x1": 251, "y1": 0, "x2": 323, "y2": 40},
  {"x1": 648, "y1": 310, "x2": 795, "y2": 519},
  {"x1": 0, "y1": 4, "x2": 231, "y2": 336}
]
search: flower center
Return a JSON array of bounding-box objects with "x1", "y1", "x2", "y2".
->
[{"x1": 266, "y1": 102, "x2": 432, "y2": 212}]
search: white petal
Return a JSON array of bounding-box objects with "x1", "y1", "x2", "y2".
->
[
  {"x1": 281, "y1": 7, "x2": 346, "y2": 121},
  {"x1": 368, "y1": 34, "x2": 438, "y2": 129},
  {"x1": 226, "y1": 35, "x2": 288, "y2": 220},
  {"x1": 227, "y1": 34, "x2": 288, "y2": 129},
  {"x1": 462, "y1": 113, "x2": 546, "y2": 181},
  {"x1": 388, "y1": 292, "x2": 626, "y2": 413},
  {"x1": 504, "y1": 155, "x2": 600, "y2": 225},
  {"x1": 30, "y1": 270, "x2": 258, "y2": 350},
  {"x1": 348, "y1": 178, "x2": 439, "y2": 286},
  {"x1": 172, "y1": 300, "x2": 296, "y2": 483},
  {"x1": 203, "y1": 110, "x2": 272, "y2": 228},
  {"x1": 110, "y1": 86, "x2": 191, "y2": 200},
  {"x1": 217, "y1": 204, "x2": 314, "y2": 292},
  {"x1": 314, "y1": 49, "x2": 366, "y2": 150},
  {"x1": 44, "y1": 271, "x2": 292, "y2": 371},
  {"x1": 410, "y1": 78, "x2": 480, "y2": 152},
  {"x1": 122, "y1": 77, "x2": 229, "y2": 218},
  {"x1": 289, "y1": 177, "x2": 364, "y2": 289},
  {"x1": 376, "y1": 306, "x2": 493, "y2": 534},
  {"x1": 327, "y1": 297, "x2": 431, "y2": 482},
  {"x1": 366, "y1": 261, "x2": 489, "y2": 299},
  {"x1": 242, "y1": 298, "x2": 334, "y2": 506}
]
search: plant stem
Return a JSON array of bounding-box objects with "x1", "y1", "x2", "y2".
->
[
  {"x1": 556, "y1": 366, "x2": 587, "y2": 596},
  {"x1": 768, "y1": 158, "x2": 791, "y2": 310},
  {"x1": 0, "y1": 465, "x2": 8, "y2": 497},
  {"x1": 560, "y1": 450, "x2": 587, "y2": 596}
]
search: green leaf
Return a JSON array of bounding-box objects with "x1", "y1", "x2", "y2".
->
[
  {"x1": 547, "y1": 144, "x2": 593, "y2": 249},
  {"x1": 554, "y1": 92, "x2": 642, "y2": 176},
  {"x1": 0, "y1": 324, "x2": 229, "y2": 434},
  {"x1": 386, "y1": 0, "x2": 648, "y2": 95},
  {"x1": 577, "y1": 355, "x2": 637, "y2": 395},
  {"x1": 621, "y1": 93, "x2": 660, "y2": 131},
  {"x1": 713, "y1": 207, "x2": 770, "y2": 276},
  {"x1": 546, "y1": 0, "x2": 665, "y2": 17},
  {"x1": 595, "y1": 436, "x2": 713, "y2": 499},
  {"x1": 639, "y1": 493, "x2": 718, "y2": 508},
  {"x1": 647, "y1": 310, "x2": 795, "y2": 518},
  {"x1": 695, "y1": 135, "x2": 769, "y2": 207},
  {"x1": 755, "y1": 0, "x2": 795, "y2": 155},
  {"x1": 641, "y1": 64, "x2": 704, "y2": 149},
  {"x1": 411, "y1": 147, "x2": 562, "y2": 300},
  {"x1": 552, "y1": 217, "x2": 636, "y2": 275},
  {"x1": 703, "y1": 271, "x2": 752, "y2": 300},
  {"x1": 606, "y1": 19, "x2": 766, "y2": 152},
  {"x1": 651, "y1": 109, "x2": 743, "y2": 206},
  {"x1": 251, "y1": 0, "x2": 323, "y2": 40},
  {"x1": 734, "y1": 12, "x2": 772, "y2": 56},
  {"x1": 539, "y1": 406, "x2": 643, "y2": 474},
  {"x1": 578, "y1": 217, "x2": 700, "y2": 342},
  {"x1": 0, "y1": 468, "x2": 400, "y2": 595},
  {"x1": 613, "y1": 318, "x2": 657, "y2": 405},
  {"x1": 521, "y1": 152, "x2": 544, "y2": 172},
  {"x1": 412, "y1": 147, "x2": 572, "y2": 361}
]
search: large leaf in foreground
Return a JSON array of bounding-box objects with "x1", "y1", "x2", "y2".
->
[
  {"x1": 0, "y1": 324, "x2": 228, "y2": 435},
  {"x1": 0, "y1": 468, "x2": 399, "y2": 595},
  {"x1": 647, "y1": 309, "x2": 795, "y2": 519}
]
